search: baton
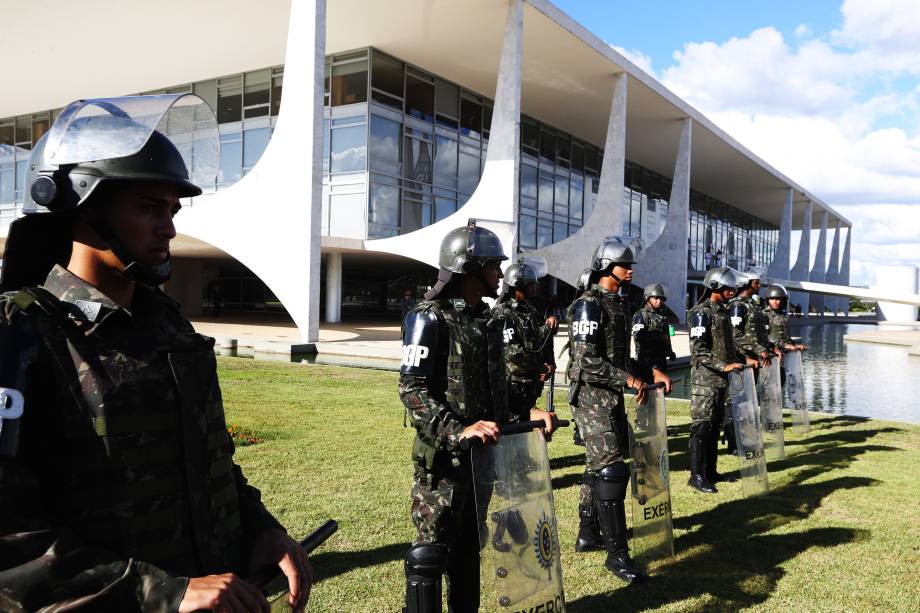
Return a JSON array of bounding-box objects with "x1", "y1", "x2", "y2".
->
[
  {"x1": 460, "y1": 417, "x2": 571, "y2": 450},
  {"x1": 546, "y1": 371, "x2": 555, "y2": 412},
  {"x1": 248, "y1": 519, "x2": 339, "y2": 592}
]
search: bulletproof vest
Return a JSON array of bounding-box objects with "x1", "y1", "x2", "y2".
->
[
  {"x1": 632, "y1": 306, "x2": 669, "y2": 363},
  {"x1": 690, "y1": 301, "x2": 737, "y2": 365},
  {"x1": 751, "y1": 302, "x2": 772, "y2": 347},
  {"x1": 12, "y1": 288, "x2": 246, "y2": 577},
  {"x1": 730, "y1": 296, "x2": 770, "y2": 350},
  {"x1": 568, "y1": 288, "x2": 628, "y2": 384},
  {"x1": 764, "y1": 308, "x2": 789, "y2": 346},
  {"x1": 493, "y1": 300, "x2": 550, "y2": 382}
]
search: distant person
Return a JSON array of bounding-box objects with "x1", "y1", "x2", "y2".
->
[
  {"x1": 714, "y1": 249, "x2": 723, "y2": 267},
  {"x1": 704, "y1": 246, "x2": 713, "y2": 269},
  {"x1": 400, "y1": 290, "x2": 416, "y2": 321},
  {"x1": 207, "y1": 279, "x2": 222, "y2": 318}
]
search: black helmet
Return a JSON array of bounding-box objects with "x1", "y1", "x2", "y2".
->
[
  {"x1": 504, "y1": 262, "x2": 539, "y2": 289},
  {"x1": 576, "y1": 268, "x2": 592, "y2": 293},
  {"x1": 438, "y1": 219, "x2": 507, "y2": 274},
  {"x1": 703, "y1": 266, "x2": 745, "y2": 291},
  {"x1": 591, "y1": 236, "x2": 636, "y2": 272},
  {"x1": 765, "y1": 284, "x2": 788, "y2": 299},
  {"x1": 643, "y1": 283, "x2": 667, "y2": 302}
]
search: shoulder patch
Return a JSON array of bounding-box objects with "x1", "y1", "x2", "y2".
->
[
  {"x1": 689, "y1": 310, "x2": 710, "y2": 339},
  {"x1": 571, "y1": 298, "x2": 602, "y2": 342},
  {"x1": 401, "y1": 307, "x2": 439, "y2": 376},
  {"x1": 729, "y1": 302, "x2": 746, "y2": 328}
]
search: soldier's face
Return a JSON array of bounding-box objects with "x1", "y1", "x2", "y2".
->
[
  {"x1": 613, "y1": 264, "x2": 633, "y2": 283},
  {"x1": 481, "y1": 260, "x2": 504, "y2": 292},
  {"x1": 751, "y1": 279, "x2": 761, "y2": 292},
  {"x1": 106, "y1": 183, "x2": 180, "y2": 266},
  {"x1": 523, "y1": 282, "x2": 538, "y2": 299},
  {"x1": 648, "y1": 296, "x2": 664, "y2": 309},
  {"x1": 769, "y1": 298, "x2": 783, "y2": 309}
]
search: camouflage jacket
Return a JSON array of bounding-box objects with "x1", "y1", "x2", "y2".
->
[
  {"x1": 764, "y1": 306, "x2": 794, "y2": 347},
  {"x1": 490, "y1": 298, "x2": 554, "y2": 383},
  {"x1": 631, "y1": 305, "x2": 676, "y2": 373},
  {"x1": 687, "y1": 299, "x2": 741, "y2": 387},
  {"x1": 729, "y1": 295, "x2": 771, "y2": 358},
  {"x1": 0, "y1": 266, "x2": 284, "y2": 613},
  {"x1": 398, "y1": 298, "x2": 507, "y2": 472},
  {"x1": 566, "y1": 286, "x2": 631, "y2": 406}
]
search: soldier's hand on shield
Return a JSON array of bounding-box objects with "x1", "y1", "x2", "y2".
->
[
  {"x1": 530, "y1": 407, "x2": 557, "y2": 439},
  {"x1": 652, "y1": 368, "x2": 672, "y2": 395},
  {"x1": 784, "y1": 343, "x2": 796, "y2": 352},
  {"x1": 180, "y1": 574, "x2": 270, "y2": 613},
  {"x1": 774, "y1": 347, "x2": 783, "y2": 358},
  {"x1": 461, "y1": 420, "x2": 501, "y2": 446},
  {"x1": 745, "y1": 357, "x2": 760, "y2": 369},
  {"x1": 538, "y1": 362, "x2": 555, "y2": 381},
  {"x1": 723, "y1": 362, "x2": 744, "y2": 373},
  {"x1": 796, "y1": 343, "x2": 807, "y2": 351},
  {"x1": 248, "y1": 529, "x2": 314, "y2": 611},
  {"x1": 628, "y1": 375, "x2": 648, "y2": 405},
  {"x1": 545, "y1": 315, "x2": 558, "y2": 330},
  {"x1": 759, "y1": 351, "x2": 770, "y2": 367}
]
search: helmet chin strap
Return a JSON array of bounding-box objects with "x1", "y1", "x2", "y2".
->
[{"x1": 88, "y1": 217, "x2": 172, "y2": 286}]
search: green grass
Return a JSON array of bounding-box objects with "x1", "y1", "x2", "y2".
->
[{"x1": 218, "y1": 357, "x2": 920, "y2": 612}]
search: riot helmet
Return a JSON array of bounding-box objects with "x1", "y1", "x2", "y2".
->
[
  {"x1": 590, "y1": 236, "x2": 636, "y2": 272},
  {"x1": 765, "y1": 284, "x2": 788, "y2": 300},
  {"x1": 643, "y1": 283, "x2": 668, "y2": 303},
  {"x1": 703, "y1": 266, "x2": 745, "y2": 292},
  {"x1": 576, "y1": 268, "x2": 592, "y2": 293},
  {"x1": 426, "y1": 219, "x2": 508, "y2": 300},
  {"x1": 7, "y1": 94, "x2": 219, "y2": 288}
]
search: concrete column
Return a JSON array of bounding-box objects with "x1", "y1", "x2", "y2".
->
[
  {"x1": 809, "y1": 210, "x2": 829, "y2": 314},
  {"x1": 825, "y1": 221, "x2": 841, "y2": 314},
  {"x1": 175, "y1": 0, "x2": 325, "y2": 341},
  {"x1": 840, "y1": 227, "x2": 852, "y2": 316},
  {"x1": 536, "y1": 71, "x2": 627, "y2": 286},
  {"x1": 364, "y1": 0, "x2": 522, "y2": 265},
  {"x1": 633, "y1": 117, "x2": 692, "y2": 321},
  {"x1": 875, "y1": 266, "x2": 919, "y2": 321},
  {"x1": 788, "y1": 200, "x2": 812, "y2": 315},
  {"x1": 324, "y1": 251, "x2": 342, "y2": 323},
  {"x1": 766, "y1": 188, "x2": 793, "y2": 281}
]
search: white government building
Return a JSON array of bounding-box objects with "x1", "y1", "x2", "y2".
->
[{"x1": 2, "y1": 0, "x2": 861, "y2": 340}]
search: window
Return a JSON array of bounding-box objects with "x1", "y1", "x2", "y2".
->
[
  {"x1": 331, "y1": 55, "x2": 368, "y2": 106},
  {"x1": 522, "y1": 119, "x2": 539, "y2": 155},
  {"x1": 369, "y1": 114, "x2": 402, "y2": 176},
  {"x1": 271, "y1": 68, "x2": 284, "y2": 116},
  {"x1": 404, "y1": 129, "x2": 433, "y2": 186},
  {"x1": 460, "y1": 96, "x2": 482, "y2": 138},
  {"x1": 435, "y1": 79, "x2": 459, "y2": 128},
  {"x1": 434, "y1": 134, "x2": 457, "y2": 184},
  {"x1": 405, "y1": 71, "x2": 434, "y2": 122},
  {"x1": 194, "y1": 79, "x2": 218, "y2": 116},
  {"x1": 242, "y1": 125, "x2": 270, "y2": 170},
  {"x1": 537, "y1": 218, "x2": 553, "y2": 248},
  {"x1": 0, "y1": 122, "x2": 13, "y2": 203},
  {"x1": 243, "y1": 69, "x2": 270, "y2": 118},
  {"x1": 569, "y1": 176, "x2": 584, "y2": 221},
  {"x1": 371, "y1": 52, "x2": 403, "y2": 109},
  {"x1": 217, "y1": 77, "x2": 242, "y2": 124},
  {"x1": 330, "y1": 116, "x2": 367, "y2": 173},
  {"x1": 519, "y1": 214, "x2": 537, "y2": 249},
  {"x1": 369, "y1": 181, "x2": 399, "y2": 238},
  {"x1": 400, "y1": 191, "x2": 432, "y2": 234},
  {"x1": 435, "y1": 188, "x2": 457, "y2": 221},
  {"x1": 539, "y1": 128, "x2": 554, "y2": 163},
  {"x1": 538, "y1": 172, "x2": 553, "y2": 213},
  {"x1": 554, "y1": 173, "x2": 569, "y2": 217},
  {"x1": 554, "y1": 220, "x2": 568, "y2": 242},
  {"x1": 520, "y1": 163, "x2": 537, "y2": 210},
  {"x1": 458, "y1": 141, "x2": 480, "y2": 194},
  {"x1": 218, "y1": 130, "x2": 242, "y2": 186}
]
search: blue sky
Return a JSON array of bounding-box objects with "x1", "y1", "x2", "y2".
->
[{"x1": 554, "y1": 0, "x2": 920, "y2": 288}]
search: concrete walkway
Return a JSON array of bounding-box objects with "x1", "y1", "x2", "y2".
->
[
  {"x1": 843, "y1": 329, "x2": 920, "y2": 355},
  {"x1": 190, "y1": 316, "x2": 692, "y2": 372}
]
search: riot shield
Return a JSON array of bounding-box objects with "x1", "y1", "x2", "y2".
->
[
  {"x1": 729, "y1": 368, "x2": 769, "y2": 497},
  {"x1": 472, "y1": 430, "x2": 566, "y2": 612},
  {"x1": 757, "y1": 359, "x2": 785, "y2": 461},
  {"x1": 627, "y1": 385, "x2": 674, "y2": 566},
  {"x1": 785, "y1": 350, "x2": 810, "y2": 434}
]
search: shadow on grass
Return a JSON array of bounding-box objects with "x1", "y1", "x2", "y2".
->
[
  {"x1": 567, "y1": 423, "x2": 888, "y2": 612},
  {"x1": 549, "y1": 453, "x2": 586, "y2": 471},
  {"x1": 311, "y1": 541, "x2": 410, "y2": 582}
]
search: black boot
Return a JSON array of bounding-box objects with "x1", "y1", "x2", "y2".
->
[
  {"x1": 575, "y1": 502, "x2": 603, "y2": 552},
  {"x1": 687, "y1": 428, "x2": 718, "y2": 494},
  {"x1": 595, "y1": 499, "x2": 647, "y2": 583},
  {"x1": 573, "y1": 423, "x2": 586, "y2": 447},
  {"x1": 404, "y1": 544, "x2": 447, "y2": 613},
  {"x1": 595, "y1": 464, "x2": 647, "y2": 583},
  {"x1": 707, "y1": 427, "x2": 736, "y2": 483}
]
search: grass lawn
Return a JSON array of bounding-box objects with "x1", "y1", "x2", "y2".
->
[{"x1": 218, "y1": 357, "x2": 920, "y2": 612}]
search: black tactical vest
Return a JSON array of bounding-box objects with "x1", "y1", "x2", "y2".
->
[
  {"x1": 690, "y1": 301, "x2": 737, "y2": 365},
  {"x1": 13, "y1": 288, "x2": 246, "y2": 577}
]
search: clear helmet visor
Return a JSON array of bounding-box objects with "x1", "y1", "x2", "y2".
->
[
  {"x1": 516, "y1": 255, "x2": 548, "y2": 280},
  {"x1": 43, "y1": 94, "x2": 218, "y2": 187}
]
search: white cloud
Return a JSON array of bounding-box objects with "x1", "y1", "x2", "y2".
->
[
  {"x1": 611, "y1": 45, "x2": 656, "y2": 77},
  {"x1": 649, "y1": 4, "x2": 920, "y2": 287}
]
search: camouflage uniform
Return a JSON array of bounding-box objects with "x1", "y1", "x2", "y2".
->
[
  {"x1": 490, "y1": 298, "x2": 554, "y2": 417},
  {"x1": 399, "y1": 298, "x2": 507, "y2": 611},
  {"x1": 764, "y1": 306, "x2": 793, "y2": 348},
  {"x1": 566, "y1": 285, "x2": 631, "y2": 507},
  {"x1": 0, "y1": 266, "x2": 284, "y2": 612},
  {"x1": 630, "y1": 305, "x2": 676, "y2": 384},
  {"x1": 688, "y1": 299, "x2": 741, "y2": 429},
  {"x1": 729, "y1": 294, "x2": 773, "y2": 360}
]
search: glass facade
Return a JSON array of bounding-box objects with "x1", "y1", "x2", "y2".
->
[{"x1": 0, "y1": 47, "x2": 777, "y2": 270}]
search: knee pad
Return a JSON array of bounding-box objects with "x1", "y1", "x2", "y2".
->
[
  {"x1": 405, "y1": 543, "x2": 449, "y2": 578},
  {"x1": 595, "y1": 462, "x2": 629, "y2": 500}
]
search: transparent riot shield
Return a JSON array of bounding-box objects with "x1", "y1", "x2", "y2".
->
[
  {"x1": 472, "y1": 430, "x2": 566, "y2": 612},
  {"x1": 785, "y1": 350, "x2": 810, "y2": 434},
  {"x1": 729, "y1": 368, "x2": 769, "y2": 497},
  {"x1": 757, "y1": 359, "x2": 785, "y2": 461},
  {"x1": 627, "y1": 385, "x2": 674, "y2": 566}
]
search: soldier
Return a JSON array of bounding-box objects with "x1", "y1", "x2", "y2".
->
[
  {"x1": 399, "y1": 221, "x2": 556, "y2": 613},
  {"x1": 686, "y1": 267, "x2": 753, "y2": 494},
  {"x1": 631, "y1": 283, "x2": 678, "y2": 386},
  {"x1": 0, "y1": 96, "x2": 312, "y2": 612},
  {"x1": 567, "y1": 237, "x2": 665, "y2": 583},
  {"x1": 763, "y1": 284, "x2": 806, "y2": 385},
  {"x1": 729, "y1": 270, "x2": 775, "y2": 366},
  {"x1": 570, "y1": 268, "x2": 592, "y2": 448},
  {"x1": 491, "y1": 260, "x2": 557, "y2": 419}
]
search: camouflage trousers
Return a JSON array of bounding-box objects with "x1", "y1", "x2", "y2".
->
[
  {"x1": 689, "y1": 381, "x2": 730, "y2": 434},
  {"x1": 570, "y1": 383, "x2": 628, "y2": 507}
]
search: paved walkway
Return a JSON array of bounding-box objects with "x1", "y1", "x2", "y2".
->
[{"x1": 843, "y1": 329, "x2": 920, "y2": 355}]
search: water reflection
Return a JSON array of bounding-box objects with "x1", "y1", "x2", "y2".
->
[{"x1": 671, "y1": 324, "x2": 919, "y2": 424}]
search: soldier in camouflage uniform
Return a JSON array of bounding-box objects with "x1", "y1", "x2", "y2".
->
[
  {"x1": 399, "y1": 221, "x2": 556, "y2": 613},
  {"x1": 0, "y1": 96, "x2": 312, "y2": 612},
  {"x1": 686, "y1": 267, "x2": 752, "y2": 494},
  {"x1": 631, "y1": 283, "x2": 678, "y2": 386},
  {"x1": 569, "y1": 268, "x2": 592, "y2": 447},
  {"x1": 566, "y1": 237, "x2": 653, "y2": 583},
  {"x1": 490, "y1": 260, "x2": 556, "y2": 417},
  {"x1": 763, "y1": 284, "x2": 806, "y2": 386}
]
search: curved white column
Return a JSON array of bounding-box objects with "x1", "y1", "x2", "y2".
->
[
  {"x1": 766, "y1": 188, "x2": 793, "y2": 281},
  {"x1": 533, "y1": 71, "x2": 627, "y2": 286},
  {"x1": 809, "y1": 210, "x2": 828, "y2": 314},
  {"x1": 788, "y1": 200, "x2": 812, "y2": 315},
  {"x1": 825, "y1": 221, "x2": 841, "y2": 314},
  {"x1": 632, "y1": 117, "x2": 691, "y2": 321},
  {"x1": 363, "y1": 0, "x2": 523, "y2": 266},
  {"x1": 175, "y1": 0, "x2": 325, "y2": 341},
  {"x1": 840, "y1": 227, "x2": 852, "y2": 316}
]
